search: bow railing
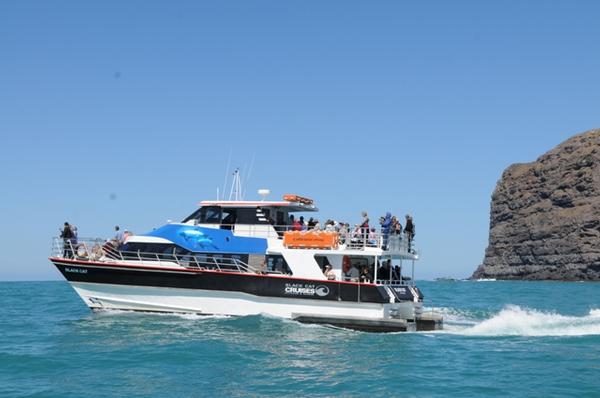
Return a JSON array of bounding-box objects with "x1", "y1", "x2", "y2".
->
[{"x1": 51, "y1": 237, "x2": 261, "y2": 274}]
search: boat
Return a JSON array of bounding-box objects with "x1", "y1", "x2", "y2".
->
[{"x1": 50, "y1": 177, "x2": 442, "y2": 332}]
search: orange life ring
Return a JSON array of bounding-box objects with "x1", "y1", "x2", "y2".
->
[{"x1": 342, "y1": 256, "x2": 351, "y2": 273}]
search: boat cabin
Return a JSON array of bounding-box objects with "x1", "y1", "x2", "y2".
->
[{"x1": 181, "y1": 198, "x2": 318, "y2": 239}]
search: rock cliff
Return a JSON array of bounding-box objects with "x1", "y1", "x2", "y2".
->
[{"x1": 472, "y1": 129, "x2": 600, "y2": 280}]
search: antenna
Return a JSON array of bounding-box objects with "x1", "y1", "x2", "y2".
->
[
  {"x1": 244, "y1": 154, "x2": 256, "y2": 195},
  {"x1": 228, "y1": 168, "x2": 243, "y2": 201},
  {"x1": 221, "y1": 150, "x2": 232, "y2": 200}
]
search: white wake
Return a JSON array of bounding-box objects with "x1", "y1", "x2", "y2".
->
[{"x1": 438, "y1": 305, "x2": 600, "y2": 337}]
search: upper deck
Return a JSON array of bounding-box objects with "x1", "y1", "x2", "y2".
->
[{"x1": 179, "y1": 194, "x2": 417, "y2": 260}]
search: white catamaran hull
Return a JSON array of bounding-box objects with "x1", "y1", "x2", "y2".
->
[{"x1": 69, "y1": 281, "x2": 421, "y2": 320}]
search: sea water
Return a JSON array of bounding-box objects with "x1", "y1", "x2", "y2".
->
[{"x1": 1, "y1": 281, "x2": 599, "y2": 397}]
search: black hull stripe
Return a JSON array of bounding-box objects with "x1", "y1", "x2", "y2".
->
[
  {"x1": 49, "y1": 257, "x2": 368, "y2": 286},
  {"x1": 52, "y1": 260, "x2": 418, "y2": 304}
]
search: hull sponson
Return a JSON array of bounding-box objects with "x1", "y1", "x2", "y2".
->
[{"x1": 51, "y1": 258, "x2": 416, "y2": 304}]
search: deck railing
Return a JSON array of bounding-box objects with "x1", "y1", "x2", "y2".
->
[
  {"x1": 203, "y1": 223, "x2": 418, "y2": 255},
  {"x1": 52, "y1": 237, "x2": 261, "y2": 274}
]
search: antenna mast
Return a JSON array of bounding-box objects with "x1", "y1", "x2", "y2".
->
[{"x1": 228, "y1": 168, "x2": 243, "y2": 201}]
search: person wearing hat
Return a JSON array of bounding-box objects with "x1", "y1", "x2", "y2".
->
[{"x1": 324, "y1": 264, "x2": 336, "y2": 280}]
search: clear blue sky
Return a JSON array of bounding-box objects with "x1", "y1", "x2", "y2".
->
[{"x1": 1, "y1": 1, "x2": 599, "y2": 281}]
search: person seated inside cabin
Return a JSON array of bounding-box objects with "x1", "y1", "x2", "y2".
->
[
  {"x1": 377, "y1": 260, "x2": 392, "y2": 281},
  {"x1": 324, "y1": 264, "x2": 336, "y2": 280},
  {"x1": 344, "y1": 265, "x2": 360, "y2": 282},
  {"x1": 256, "y1": 259, "x2": 267, "y2": 275},
  {"x1": 273, "y1": 257, "x2": 291, "y2": 275},
  {"x1": 359, "y1": 266, "x2": 372, "y2": 283}
]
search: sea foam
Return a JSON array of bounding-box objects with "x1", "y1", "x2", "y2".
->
[{"x1": 455, "y1": 305, "x2": 600, "y2": 337}]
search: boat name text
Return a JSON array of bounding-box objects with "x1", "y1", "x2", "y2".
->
[
  {"x1": 65, "y1": 267, "x2": 88, "y2": 274},
  {"x1": 284, "y1": 283, "x2": 329, "y2": 297}
]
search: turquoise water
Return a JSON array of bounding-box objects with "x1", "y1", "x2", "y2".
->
[{"x1": 1, "y1": 281, "x2": 599, "y2": 397}]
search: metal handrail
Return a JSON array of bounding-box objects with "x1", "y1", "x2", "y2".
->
[
  {"x1": 194, "y1": 222, "x2": 417, "y2": 253},
  {"x1": 51, "y1": 237, "x2": 260, "y2": 274}
]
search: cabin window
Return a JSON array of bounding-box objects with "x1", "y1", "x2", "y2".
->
[
  {"x1": 313, "y1": 255, "x2": 332, "y2": 272},
  {"x1": 275, "y1": 211, "x2": 286, "y2": 226},
  {"x1": 261, "y1": 208, "x2": 271, "y2": 220},
  {"x1": 182, "y1": 208, "x2": 202, "y2": 223},
  {"x1": 200, "y1": 206, "x2": 222, "y2": 224},
  {"x1": 124, "y1": 243, "x2": 174, "y2": 254},
  {"x1": 236, "y1": 208, "x2": 265, "y2": 224},
  {"x1": 221, "y1": 209, "x2": 237, "y2": 229},
  {"x1": 266, "y1": 255, "x2": 292, "y2": 275}
]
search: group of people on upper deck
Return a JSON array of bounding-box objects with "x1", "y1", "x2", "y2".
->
[{"x1": 287, "y1": 211, "x2": 416, "y2": 251}]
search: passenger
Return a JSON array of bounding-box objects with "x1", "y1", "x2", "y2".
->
[
  {"x1": 299, "y1": 216, "x2": 307, "y2": 231},
  {"x1": 292, "y1": 216, "x2": 302, "y2": 231},
  {"x1": 377, "y1": 260, "x2": 392, "y2": 281},
  {"x1": 307, "y1": 217, "x2": 316, "y2": 230},
  {"x1": 368, "y1": 228, "x2": 377, "y2": 246},
  {"x1": 114, "y1": 225, "x2": 124, "y2": 244},
  {"x1": 325, "y1": 220, "x2": 335, "y2": 232},
  {"x1": 256, "y1": 259, "x2": 267, "y2": 274},
  {"x1": 60, "y1": 222, "x2": 75, "y2": 258},
  {"x1": 404, "y1": 214, "x2": 415, "y2": 252},
  {"x1": 380, "y1": 212, "x2": 392, "y2": 249},
  {"x1": 360, "y1": 211, "x2": 369, "y2": 240},
  {"x1": 338, "y1": 223, "x2": 349, "y2": 244},
  {"x1": 359, "y1": 266, "x2": 372, "y2": 283},
  {"x1": 119, "y1": 230, "x2": 132, "y2": 251},
  {"x1": 345, "y1": 264, "x2": 360, "y2": 282},
  {"x1": 275, "y1": 257, "x2": 285, "y2": 273},
  {"x1": 351, "y1": 224, "x2": 362, "y2": 243},
  {"x1": 324, "y1": 264, "x2": 336, "y2": 280},
  {"x1": 313, "y1": 219, "x2": 321, "y2": 231},
  {"x1": 392, "y1": 216, "x2": 403, "y2": 235},
  {"x1": 71, "y1": 225, "x2": 78, "y2": 245}
]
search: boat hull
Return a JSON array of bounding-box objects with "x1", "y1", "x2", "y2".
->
[
  {"x1": 69, "y1": 281, "x2": 408, "y2": 320},
  {"x1": 51, "y1": 257, "x2": 428, "y2": 328}
]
